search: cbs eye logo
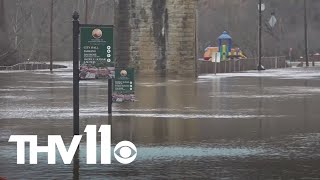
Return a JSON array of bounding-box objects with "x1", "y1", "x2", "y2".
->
[{"x1": 114, "y1": 141, "x2": 137, "y2": 164}]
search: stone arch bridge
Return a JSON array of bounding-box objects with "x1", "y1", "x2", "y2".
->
[{"x1": 114, "y1": 0, "x2": 197, "y2": 77}]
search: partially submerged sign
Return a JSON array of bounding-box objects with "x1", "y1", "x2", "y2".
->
[
  {"x1": 80, "y1": 25, "x2": 114, "y2": 80},
  {"x1": 211, "y1": 52, "x2": 221, "y2": 63},
  {"x1": 113, "y1": 68, "x2": 135, "y2": 102}
]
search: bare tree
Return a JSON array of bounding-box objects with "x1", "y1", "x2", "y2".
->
[
  {"x1": 0, "y1": 0, "x2": 17, "y2": 65},
  {"x1": 11, "y1": 0, "x2": 32, "y2": 53}
]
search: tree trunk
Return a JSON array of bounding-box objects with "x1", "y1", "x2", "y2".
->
[
  {"x1": 0, "y1": 0, "x2": 17, "y2": 66},
  {"x1": 0, "y1": 0, "x2": 9, "y2": 59},
  {"x1": 0, "y1": 0, "x2": 5, "y2": 30}
]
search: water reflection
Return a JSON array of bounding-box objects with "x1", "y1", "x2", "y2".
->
[
  {"x1": 0, "y1": 68, "x2": 320, "y2": 179},
  {"x1": 303, "y1": 80, "x2": 309, "y2": 132},
  {"x1": 73, "y1": 148, "x2": 80, "y2": 180}
]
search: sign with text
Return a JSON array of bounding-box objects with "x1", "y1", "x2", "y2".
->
[
  {"x1": 113, "y1": 68, "x2": 135, "y2": 102},
  {"x1": 211, "y1": 52, "x2": 221, "y2": 63},
  {"x1": 80, "y1": 25, "x2": 114, "y2": 80}
]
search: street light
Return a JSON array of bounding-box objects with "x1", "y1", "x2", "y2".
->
[
  {"x1": 49, "y1": 0, "x2": 53, "y2": 72},
  {"x1": 258, "y1": 0, "x2": 265, "y2": 71}
]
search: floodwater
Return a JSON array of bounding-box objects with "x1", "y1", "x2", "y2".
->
[{"x1": 1, "y1": 67, "x2": 320, "y2": 179}]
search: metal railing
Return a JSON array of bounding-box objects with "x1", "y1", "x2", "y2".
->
[
  {"x1": 0, "y1": 62, "x2": 66, "y2": 71},
  {"x1": 198, "y1": 56, "x2": 289, "y2": 74}
]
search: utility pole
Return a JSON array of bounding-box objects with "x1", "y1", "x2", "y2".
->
[
  {"x1": 258, "y1": 0, "x2": 264, "y2": 70},
  {"x1": 85, "y1": 0, "x2": 88, "y2": 24},
  {"x1": 304, "y1": 0, "x2": 309, "y2": 67},
  {"x1": 49, "y1": 0, "x2": 53, "y2": 72}
]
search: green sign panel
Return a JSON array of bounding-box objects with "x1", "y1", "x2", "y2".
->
[
  {"x1": 80, "y1": 25, "x2": 114, "y2": 79},
  {"x1": 113, "y1": 68, "x2": 135, "y2": 102}
]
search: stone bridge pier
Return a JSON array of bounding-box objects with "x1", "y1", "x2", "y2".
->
[{"x1": 114, "y1": 0, "x2": 197, "y2": 77}]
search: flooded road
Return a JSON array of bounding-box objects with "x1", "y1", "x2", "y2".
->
[{"x1": 1, "y1": 67, "x2": 320, "y2": 179}]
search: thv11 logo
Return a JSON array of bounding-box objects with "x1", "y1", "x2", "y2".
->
[{"x1": 8, "y1": 125, "x2": 137, "y2": 165}]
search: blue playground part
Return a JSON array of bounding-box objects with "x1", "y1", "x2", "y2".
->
[{"x1": 218, "y1": 31, "x2": 233, "y2": 58}]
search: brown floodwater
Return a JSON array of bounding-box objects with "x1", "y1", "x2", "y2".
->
[{"x1": 1, "y1": 67, "x2": 320, "y2": 179}]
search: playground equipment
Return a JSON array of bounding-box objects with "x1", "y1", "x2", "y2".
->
[
  {"x1": 203, "y1": 46, "x2": 246, "y2": 61},
  {"x1": 203, "y1": 31, "x2": 247, "y2": 61},
  {"x1": 218, "y1": 31, "x2": 232, "y2": 61}
]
